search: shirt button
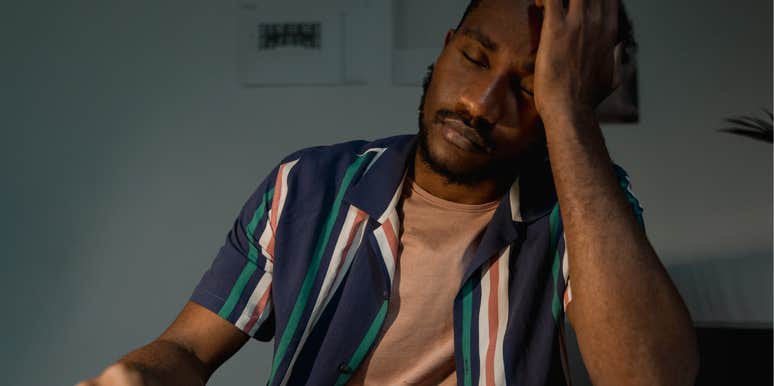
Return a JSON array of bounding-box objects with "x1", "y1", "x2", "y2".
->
[{"x1": 338, "y1": 363, "x2": 352, "y2": 373}]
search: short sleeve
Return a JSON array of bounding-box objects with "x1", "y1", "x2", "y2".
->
[
  {"x1": 190, "y1": 165, "x2": 281, "y2": 342},
  {"x1": 559, "y1": 164, "x2": 646, "y2": 311}
]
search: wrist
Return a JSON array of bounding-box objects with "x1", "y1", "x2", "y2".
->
[{"x1": 539, "y1": 105, "x2": 597, "y2": 129}]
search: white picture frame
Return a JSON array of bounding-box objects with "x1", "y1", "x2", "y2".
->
[{"x1": 238, "y1": 3, "x2": 345, "y2": 86}]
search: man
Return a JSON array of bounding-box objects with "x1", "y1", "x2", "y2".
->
[{"x1": 80, "y1": 0, "x2": 698, "y2": 385}]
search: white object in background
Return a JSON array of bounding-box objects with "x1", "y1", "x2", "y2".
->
[{"x1": 238, "y1": 3, "x2": 345, "y2": 86}]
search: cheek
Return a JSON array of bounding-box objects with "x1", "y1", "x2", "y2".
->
[
  {"x1": 427, "y1": 59, "x2": 469, "y2": 107},
  {"x1": 511, "y1": 92, "x2": 542, "y2": 141},
  {"x1": 494, "y1": 113, "x2": 544, "y2": 158},
  {"x1": 507, "y1": 91, "x2": 540, "y2": 127}
]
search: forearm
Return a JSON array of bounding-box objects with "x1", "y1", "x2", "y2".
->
[
  {"x1": 117, "y1": 338, "x2": 209, "y2": 386},
  {"x1": 79, "y1": 302, "x2": 251, "y2": 386},
  {"x1": 543, "y1": 112, "x2": 699, "y2": 385}
]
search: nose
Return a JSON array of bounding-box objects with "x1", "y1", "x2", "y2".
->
[{"x1": 455, "y1": 71, "x2": 510, "y2": 128}]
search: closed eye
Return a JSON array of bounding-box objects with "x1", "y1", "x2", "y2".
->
[{"x1": 462, "y1": 51, "x2": 488, "y2": 69}]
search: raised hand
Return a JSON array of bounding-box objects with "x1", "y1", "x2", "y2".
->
[{"x1": 533, "y1": 0, "x2": 620, "y2": 121}]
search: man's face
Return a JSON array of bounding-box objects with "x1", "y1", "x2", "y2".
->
[{"x1": 418, "y1": 0, "x2": 546, "y2": 186}]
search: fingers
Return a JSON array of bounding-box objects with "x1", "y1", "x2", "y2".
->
[
  {"x1": 567, "y1": 0, "x2": 586, "y2": 21},
  {"x1": 604, "y1": 0, "x2": 620, "y2": 22},
  {"x1": 541, "y1": 0, "x2": 565, "y2": 24},
  {"x1": 564, "y1": 0, "x2": 620, "y2": 43},
  {"x1": 604, "y1": 0, "x2": 620, "y2": 38}
]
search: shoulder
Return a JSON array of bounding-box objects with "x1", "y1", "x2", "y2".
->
[
  {"x1": 281, "y1": 135, "x2": 412, "y2": 165},
  {"x1": 262, "y1": 134, "x2": 412, "y2": 216},
  {"x1": 610, "y1": 162, "x2": 645, "y2": 227},
  {"x1": 276, "y1": 134, "x2": 413, "y2": 182},
  {"x1": 612, "y1": 163, "x2": 632, "y2": 185},
  {"x1": 609, "y1": 163, "x2": 638, "y2": 199}
]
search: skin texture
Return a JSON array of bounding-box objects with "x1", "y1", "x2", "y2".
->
[
  {"x1": 414, "y1": 1, "x2": 545, "y2": 204},
  {"x1": 414, "y1": 0, "x2": 699, "y2": 384},
  {"x1": 76, "y1": 302, "x2": 248, "y2": 386},
  {"x1": 531, "y1": 0, "x2": 699, "y2": 384},
  {"x1": 80, "y1": 0, "x2": 699, "y2": 384}
]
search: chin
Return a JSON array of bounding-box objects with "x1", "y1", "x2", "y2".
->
[
  {"x1": 419, "y1": 125, "x2": 497, "y2": 185},
  {"x1": 429, "y1": 138, "x2": 485, "y2": 173}
]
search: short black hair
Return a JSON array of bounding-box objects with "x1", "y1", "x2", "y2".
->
[{"x1": 455, "y1": 0, "x2": 637, "y2": 63}]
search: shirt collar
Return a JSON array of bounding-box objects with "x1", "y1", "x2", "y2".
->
[
  {"x1": 344, "y1": 134, "x2": 557, "y2": 226},
  {"x1": 343, "y1": 135, "x2": 415, "y2": 223}
]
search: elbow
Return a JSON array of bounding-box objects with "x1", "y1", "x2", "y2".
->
[
  {"x1": 674, "y1": 312, "x2": 701, "y2": 385},
  {"x1": 660, "y1": 323, "x2": 700, "y2": 386},
  {"x1": 673, "y1": 347, "x2": 700, "y2": 386},
  {"x1": 682, "y1": 329, "x2": 701, "y2": 386},
  {"x1": 638, "y1": 321, "x2": 700, "y2": 386}
]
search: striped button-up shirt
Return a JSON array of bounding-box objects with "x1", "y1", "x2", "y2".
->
[{"x1": 191, "y1": 134, "x2": 644, "y2": 386}]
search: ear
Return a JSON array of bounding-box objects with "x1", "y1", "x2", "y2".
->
[{"x1": 443, "y1": 28, "x2": 456, "y2": 47}]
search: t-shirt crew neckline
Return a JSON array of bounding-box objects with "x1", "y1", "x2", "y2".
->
[{"x1": 409, "y1": 181, "x2": 500, "y2": 213}]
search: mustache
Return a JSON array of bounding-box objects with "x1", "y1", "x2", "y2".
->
[{"x1": 433, "y1": 109, "x2": 496, "y2": 149}]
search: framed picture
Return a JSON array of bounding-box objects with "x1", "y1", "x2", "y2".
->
[{"x1": 238, "y1": 3, "x2": 345, "y2": 86}]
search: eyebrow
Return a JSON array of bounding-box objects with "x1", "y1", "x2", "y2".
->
[
  {"x1": 460, "y1": 26, "x2": 536, "y2": 75},
  {"x1": 461, "y1": 27, "x2": 497, "y2": 51}
]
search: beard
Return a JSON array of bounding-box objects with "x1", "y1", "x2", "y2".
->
[
  {"x1": 417, "y1": 119, "x2": 509, "y2": 186},
  {"x1": 416, "y1": 64, "x2": 543, "y2": 187}
]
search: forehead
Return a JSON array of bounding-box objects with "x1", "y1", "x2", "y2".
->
[{"x1": 458, "y1": 0, "x2": 541, "y2": 57}]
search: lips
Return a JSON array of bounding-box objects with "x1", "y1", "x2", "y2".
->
[{"x1": 441, "y1": 119, "x2": 491, "y2": 154}]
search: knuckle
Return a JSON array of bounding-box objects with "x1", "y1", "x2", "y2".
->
[
  {"x1": 566, "y1": 12, "x2": 582, "y2": 26},
  {"x1": 587, "y1": 11, "x2": 602, "y2": 25}
]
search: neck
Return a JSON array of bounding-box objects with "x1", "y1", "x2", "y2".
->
[{"x1": 411, "y1": 150, "x2": 512, "y2": 205}]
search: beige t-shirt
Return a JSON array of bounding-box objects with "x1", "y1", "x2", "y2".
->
[{"x1": 347, "y1": 181, "x2": 499, "y2": 386}]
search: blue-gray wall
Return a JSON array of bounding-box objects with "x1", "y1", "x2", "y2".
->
[{"x1": 1, "y1": 0, "x2": 770, "y2": 385}]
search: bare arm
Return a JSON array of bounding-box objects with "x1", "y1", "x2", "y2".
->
[
  {"x1": 77, "y1": 302, "x2": 249, "y2": 386},
  {"x1": 545, "y1": 113, "x2": 698, "y2": 385},
  {"x1": 534, "y1": 0, "x2": 699, "y2": 384}
]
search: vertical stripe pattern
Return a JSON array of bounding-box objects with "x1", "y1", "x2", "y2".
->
[
  {"x1": 331, "y1": 171, "x2": 403, "y2": 385},
  {"x1": 334, "y1": 300, "x2": 390, "y2": 386},
  {"x1": 228, "y1": 159, "x2": 299, "y2": 334},
  {"x1": 373, "y1": 215, "x2": 399, "y2": 284},
  {"x1": 548, "y1": 204, "x2": 563, "y2": 322},
  {"x1": 267, "y1": 159, "x2": 299, "y2": 257},
  {"x1": 278, "y1": 205, "x2": 370, "y2": 386},
  {"x1": 561, "y1": 242, "x2": 572, "y2": 309},
  {"x1": 271, "y1": 151, "x2": 374, "y2": 386},
  {"x1": 477, "y1": 247, "x2": 510, "y2": 386},
  {"x1": 191, "y1": 136, "x2": 632, "y2": 386},
  {"x1": 235, "y1": 273, "x2": 273, "y2": 333},
  {"x1": 461, "y1": 279, "x2": 474, "y2": 386}
]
